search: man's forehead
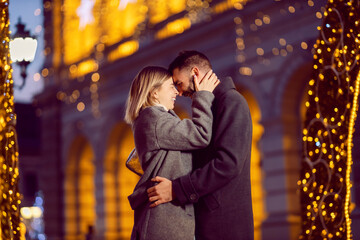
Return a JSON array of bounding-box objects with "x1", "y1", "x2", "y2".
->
[
  {"x1": 173, "y1": 68, "x2": 188, "y2": 77},
  {"x1": 172, "y1": 68, "x2": 180, "y2": 75}
]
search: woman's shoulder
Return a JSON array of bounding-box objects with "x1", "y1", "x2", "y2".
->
[
  {"x1": 134, "y1": 106, "x2": 168, "y2": 126},
  {"x1": 139, "y1": 106, "x2": 167, "y2": 118}
]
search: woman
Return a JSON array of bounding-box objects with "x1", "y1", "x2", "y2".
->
[{"x1": 124, "y1": 66, "x2": 219, "y2": 240}]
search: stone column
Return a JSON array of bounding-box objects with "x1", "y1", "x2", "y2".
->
[
  {"x1": 37, "y1": 90, "x2": 64, "y2": 240},
  {"x1": 94, "y1": 142, "x2": 106, "y2": 239},
  {"x1": 260, "y1": 115, "x2": 302, "y2": 240}
]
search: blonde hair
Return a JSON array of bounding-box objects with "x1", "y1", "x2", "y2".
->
[{"x1": 124, "y1": 66, "x2": 171, "y2": 124}]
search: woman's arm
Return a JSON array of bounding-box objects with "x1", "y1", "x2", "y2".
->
[{"x1": 155, "y1": 91, "x2": 214, "y2": 150}]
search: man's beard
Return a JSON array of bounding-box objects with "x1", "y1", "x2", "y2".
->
[{"x1": 182, "y1": 75, "x2": 195, "y2": 97}]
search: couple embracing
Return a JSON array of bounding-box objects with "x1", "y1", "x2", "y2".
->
[{"x1": 124, "y1": 50, "x2": 254, "y2": 240}]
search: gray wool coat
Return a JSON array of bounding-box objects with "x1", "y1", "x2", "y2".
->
[
  {"x1": 172, "y1": 77, "x2": 254, "y2": 240},
  {"x1": 128, "y1": 91, "x2": 215, "y2": 240}
]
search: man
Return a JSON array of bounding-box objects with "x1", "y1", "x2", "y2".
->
[{"x1": 148, "y1": 50, "x2": 254, "y2": 239}]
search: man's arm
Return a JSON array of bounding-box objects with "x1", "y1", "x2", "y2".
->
[
  {"x1": 147, "y1": 176, "x2": 174, "y2": 207},
  {"x1": 148, "y1": 91, "x2": 252, "y2": 206}
]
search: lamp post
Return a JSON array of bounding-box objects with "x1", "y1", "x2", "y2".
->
[{"x1": 10, "y1": 17, "x2": 38, "y2": 90}]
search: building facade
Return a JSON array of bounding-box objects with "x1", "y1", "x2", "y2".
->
[{"x1": 31, "y1": 0, "x2": 359, "y2": 239}]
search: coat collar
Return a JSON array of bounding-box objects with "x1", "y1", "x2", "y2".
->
[
  {"x1": 213, "y1": 76, "x2": 236, "y2": 99},
  {"x1": 155, "y1": 103, "x2": 169, "y2": 111},
  {"x1": 152, "y1": 105, "x2": 179, "y2": 119}
]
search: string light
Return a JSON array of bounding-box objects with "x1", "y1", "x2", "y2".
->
[
  {"x1": 0, "y1": 1, "x2": 22, "y2": 238},
  {"x1": 300, "y1": 0, "x2": 359, "y2": 239},
  {"x1": 345, "y1": 70, "x2": 360, "y2": 239},
  {"x1": 234, "y1": 2, "x2": 251, "y2": 75},
  {"x1": 236, "y1": 0, "x2": 323, "y2": 75}
]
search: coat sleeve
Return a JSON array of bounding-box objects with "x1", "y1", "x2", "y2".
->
[
  {"x1": 172, "y1": 91, "x2": 253, "y2": 204},
  {"x1": 155, "y1": 91, "x2": 214, "y2": 150}
]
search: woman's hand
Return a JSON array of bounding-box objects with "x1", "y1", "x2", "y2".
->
[{"x1": 194, "y1": 70, "x2": 220, "y2": 92}]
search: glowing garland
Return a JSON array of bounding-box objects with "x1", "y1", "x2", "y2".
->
[
  {"x1": 345, "y1": 70, "x2": 360, "y2": 239},
  {"x1": 299, "y1": 0, "x2": 360, "y2": 239},
  {"x1": 0, "y1": 1, "x2": 22, "y2": 239}
]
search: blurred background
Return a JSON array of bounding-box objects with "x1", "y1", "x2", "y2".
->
[{"x1": 9, "y1": 0, "x2": 360, "y2": 239}]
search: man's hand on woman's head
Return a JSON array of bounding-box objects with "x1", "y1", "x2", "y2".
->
[
  {"x1": 147, "y1": 176, "x2": 174, "y2": 207},
  {"x1": 195, "y1": 69, "x2": 220, "y2": 93}
]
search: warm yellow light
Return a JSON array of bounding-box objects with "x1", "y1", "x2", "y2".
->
[
  {"x1": 70, "y1": 59, "x2": 98, "y2": 79},
  {"x1": 77, "y1": 102, "x2": 85, "y2": 112},
  {"x1": 90, "y1": 83, "x2": 98, "y2": 93},
  {"x1": 234, "y1": 1, "x2": 245, "y2": 10},
  {"x1": 41, "y1": 68, "x2": 49, "y2": 77},
  {"x1": 91, "y1": 72, "x2": 100, "y2": 82},
  {"x1": 239, "y1": 67, "x2": 252, "y2": 76},
  {"x1": 20, "y1": 207, "x2": 32, "y2": 219},
  {"x1": 155, "y1": 17, "x2": 191, "y2": 40},
  {"x1": 279, "y1": 38, "x2": 286, "y2": 46},
  {"x1": 30, "y1": 206, "x2": 43, "y2": 218},
  {"x1": 149, "y1": 0, "x2": 186, "y2": 25},
  {"x1": 234, "y1": 17, "x2": 242, "y2": 24},
  {"x1": 344, "y1": 70, "x2": 360, "y2": 238},
  {"x1": 301, "y1": 42, "x2": 308, "y2": 49},
  {"x1": 272, "y1": 48, "x2": 279, "y2": 55},
  {"x1": 255, "y1": 19, "x2": 262, "y2": 26},
  {"x1": 263, "y1": 15, "x2": 270, "y2": 24},
  {"x1": 280, "y1": 49, "x2": 287, "y2": 57},
  {"x1": 212, "y1": 1, "x2": 232, "y2": 14},
  {"x1": 108, "y1": 40, "x2": 139, "y2": 62},
  {"x1": 256, "y1": 48, "x2": 264, "y2": 56}
]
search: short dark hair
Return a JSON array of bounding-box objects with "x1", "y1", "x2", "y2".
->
[{"x1": 168, "y1": 50, "x2": 212, "y2": 74}]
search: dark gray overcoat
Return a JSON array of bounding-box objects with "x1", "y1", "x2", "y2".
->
[
  {"x1": 172, "y1": 77, "x2": 254, "y2": 240},
  {"x1": 128, "y1": 91, "x2": 215, "y2": 240}
]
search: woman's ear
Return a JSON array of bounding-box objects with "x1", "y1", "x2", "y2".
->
[{"x1": 151, "y1": 89, "x2": 159, "y2": 102}]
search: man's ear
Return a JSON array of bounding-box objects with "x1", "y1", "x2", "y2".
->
[{"x1": 191, "y1": 67, "x2": 200, "y2": 77}]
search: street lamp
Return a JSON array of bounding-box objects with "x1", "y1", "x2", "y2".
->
[{"x1": 10, "y1": 17, "x2": 38, "y2": 90}]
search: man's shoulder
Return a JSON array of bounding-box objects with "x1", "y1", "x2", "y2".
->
[
  {"x1": 218, "y1": 87, "x2": 245, "y2": 103},
  {"x1": 215, "y1": 89, "x2": 250, "y2": 116}
]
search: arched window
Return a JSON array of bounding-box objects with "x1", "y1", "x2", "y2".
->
[
  {"x1": 65, "y1": 136, "x2": 96, "y2": 240},
  {"x1": 103, "y1": 122, "x2": 139, "y2": 239}
]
